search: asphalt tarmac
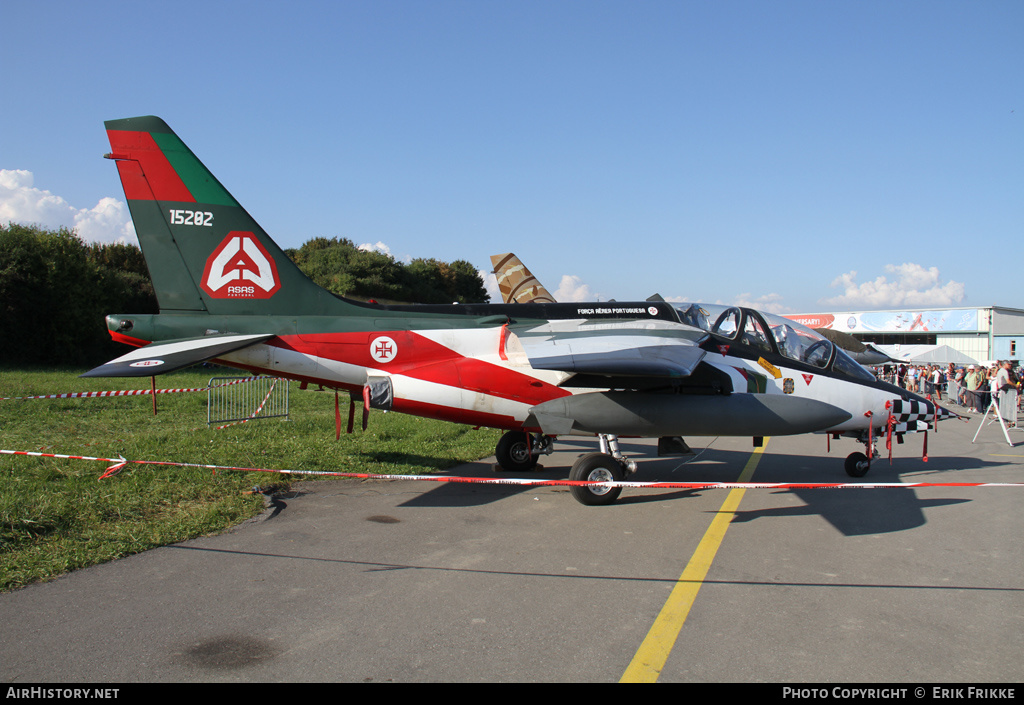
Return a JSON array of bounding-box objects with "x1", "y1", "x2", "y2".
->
[{"x1": 2, "y1": 407, "x2": 1022, "y2": 683}]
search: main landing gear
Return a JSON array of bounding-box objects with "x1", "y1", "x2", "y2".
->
[
  {"x1": 494, "y1": 431, "x2": 637, "y2": 506},
  {"x1": 569, "y1": 434, "x2": 638, "y2": 506},
  {"x1": 569, "y1": 453, "x2": 625, "y2": 506},
  {"x1": 494, "y1": 431, "x2": 554, "y2": 472}
]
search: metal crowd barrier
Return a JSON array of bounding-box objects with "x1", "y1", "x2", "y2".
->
[{"x1": 207, "y1": 376, "x2": 289, "y2": 427}]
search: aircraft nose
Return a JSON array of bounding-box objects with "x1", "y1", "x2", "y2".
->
[
  {"x1": 888, "y1": 396, "x2": 961, "y2": 424},
  {"x1": 924, "y1": 395, "x2": 960, "y2": 421}
]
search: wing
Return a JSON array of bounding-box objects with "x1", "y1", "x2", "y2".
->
[
  {"x1": 510, "y1": 319, "x2": 708, "y2": 380},
  {"x1": 81, "y1": 333, "x2": 274, "y2": 377}
]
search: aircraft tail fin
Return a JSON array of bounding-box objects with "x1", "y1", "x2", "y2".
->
[
  {"x1": 104, "y1": 116, "x2": 350, "y2": 316},
  {"x1": 490, "y1": 253, "x2": 556, "y2": 304}
]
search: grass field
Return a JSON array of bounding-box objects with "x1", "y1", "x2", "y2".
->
[{"x1": 0, "y1": 367, "x2": 502, "y2": 591}]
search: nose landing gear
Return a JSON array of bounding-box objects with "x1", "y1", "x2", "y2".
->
[
  {"x1": 844, "y1": 411, "x2": 881, "y2": 478},
  {"x1": 845, "y1": 422, "x2": 880, "y2": 478},
  {"x1": 844, "y1": 451, "x2": 872, "y2": 477}
]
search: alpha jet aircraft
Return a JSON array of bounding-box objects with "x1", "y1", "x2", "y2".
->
[
  {"x1": 86, "y1": 116, "x2": 957, "y2": 505},
  {"x1": 487, "y1": 255, "x2": 950, "y2": 495}
]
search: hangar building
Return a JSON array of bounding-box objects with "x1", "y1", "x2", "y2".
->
[{"x1": 785, "y1": 306, "x2": 1024, "y2": 364}]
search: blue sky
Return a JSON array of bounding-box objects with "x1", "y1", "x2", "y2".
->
[{"x1": 2, "y1": 0, "x2": 1021, "y2": 313}]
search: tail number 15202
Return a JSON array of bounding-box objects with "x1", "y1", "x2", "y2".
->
[{"x1": 169, "y1": 209, "x2": 214, "y2": 226}]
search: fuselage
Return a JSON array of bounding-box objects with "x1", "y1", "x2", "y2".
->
[{"x1": 105, "y1": 300, "x2": 945, "y2": 439}]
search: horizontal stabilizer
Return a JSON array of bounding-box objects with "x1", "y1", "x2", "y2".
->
[{"x1": 81, "y1": 334, "x2": 274, "y2": 378}]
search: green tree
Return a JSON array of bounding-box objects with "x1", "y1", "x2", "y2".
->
[
  {"x1": 285, "y1": 237, "x2": 489, "y2": 304},
  {"x1": 286, "y1": 237, "x2": 363, "y2": 297},
  {"x1": 0, "y1": 223, "x2": 156, "y2": 366},
  {"x1": 405, "y1": 258, "x2": 450, "y2": 303},
  {"x1": 444, "y1": 259, "x2": 489, "y2": 303}
]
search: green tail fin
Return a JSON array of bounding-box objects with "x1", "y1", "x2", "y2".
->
[{"x1": 105, "y1": 116, "x2": 351, "y2": 316}]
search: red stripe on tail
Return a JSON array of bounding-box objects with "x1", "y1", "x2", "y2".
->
[{"x1": 106, "y1": 130, "x2": 195, "y2": 202}]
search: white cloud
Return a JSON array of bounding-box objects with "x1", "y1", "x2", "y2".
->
[
  {"x1": 0, "y1": 169, "x2": 136, "y2": 245},
  {"x1": 356, "y1": 240, "x2": 413, "y2": 263},
  {"x1": 357, "y1": 240, "x2": 392, "y2": 256},
  {"x1": 74, "y1": 197, "x2": 135, "y2": 244},
  {"x1": 821, "y1": 263, "x2": 966, "y2": 308},
  {"x1": 0, "y1": 169, "x2": 75, "y2": 225},
  {"x1": 553, "y1": 274, "x2": 595, "y2": 302},
  {"x1": 480, "y1": 269, "x2": 501, "y2": 302}
]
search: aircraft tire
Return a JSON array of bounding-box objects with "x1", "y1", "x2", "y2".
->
[
  {"x1": 844, "y1": 452, "x2": 870, "y2": 478},
  {"x1": 495, "y1": 431, "x2": 539, "y2": 472},
  {"x1": 569, "y1": 452, "x2": 623, "y2": 506}
]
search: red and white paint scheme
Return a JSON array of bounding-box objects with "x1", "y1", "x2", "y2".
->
[{"x1": 89, "y1": 116, "x2": 961, "y2": 505}]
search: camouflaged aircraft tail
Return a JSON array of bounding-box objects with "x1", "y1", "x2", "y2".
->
[{"x1": 489, "y1": 253, "x2": 557, "y2": 304}]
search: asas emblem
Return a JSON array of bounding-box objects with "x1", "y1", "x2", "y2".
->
[{"x1": 201, "y1": 232, "x2": 281, "y2": 299}]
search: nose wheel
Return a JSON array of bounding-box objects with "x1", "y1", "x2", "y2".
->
[
  {"x1": 845, "y1": 419, "x2": 882, "y2": 478},
  {"x1": 844, "y1": 451, "x2": 870, "y2": 477}
]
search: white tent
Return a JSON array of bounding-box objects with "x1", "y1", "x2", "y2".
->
[{"x1": 875, "y1": 344, "x2": 981, "y2": 366}]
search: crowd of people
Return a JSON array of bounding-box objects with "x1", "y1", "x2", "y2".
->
[{"x1": 874, "y1": 361, "x2": 1021, "y2": 419}]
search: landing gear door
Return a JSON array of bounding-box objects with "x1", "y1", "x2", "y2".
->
[{"x1": 364, "y1": 375, "x2": 393, "y2": 411}]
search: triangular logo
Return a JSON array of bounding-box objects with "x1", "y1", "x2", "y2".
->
[{"x1": 201, "y1": 232, "x2": 281, "y2": 300}]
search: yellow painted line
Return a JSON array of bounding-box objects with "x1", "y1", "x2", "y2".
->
[{"x1": 619, "y1": 441, "x2": 768, "y2": 683}]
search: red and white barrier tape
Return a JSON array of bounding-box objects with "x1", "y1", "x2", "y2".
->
[
  {"x1": 1, "y1": 387, "x2": 205, "y2": 401},
  {"x1": 1, "y1": 376, "x2": 268, "y2": 402},
  {"x1": 3, "y1": 449, "x2": 1023, "y2": 489}
]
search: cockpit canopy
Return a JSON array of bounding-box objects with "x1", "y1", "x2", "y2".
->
[{"x1": 674, "y1": 303, "x2": 875, "y2": 381}]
